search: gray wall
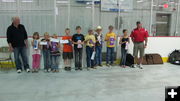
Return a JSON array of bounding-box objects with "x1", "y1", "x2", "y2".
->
[{"x1": 0, "y1": 0, "x2": 179, "y2": 37}]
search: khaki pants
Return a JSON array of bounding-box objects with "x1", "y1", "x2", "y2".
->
[{"x1": 133, "y1": 42, "x2": 145, "y2": 57}]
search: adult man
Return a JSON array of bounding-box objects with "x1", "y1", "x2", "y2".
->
[
  {"x1": 130, "y1": 21, "x2": 148, "y2": 69},
  {"x1": 7, "y1": 16, "x2": 30, "y2": 73}
]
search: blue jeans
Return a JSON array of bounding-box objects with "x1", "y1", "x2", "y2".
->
[
  {"x1": 42, "y1": 50, "x2": 51, "y2": 70},
  {"x1": 74, "y1": 48, "x2": 83, "y2": 69},
  {"x1": 106, "y1": 47, "x2": 115, "y2": 64},
  {"x1": 95, "y1": 46, "x2": 102, "y2": 65},
  {"x1": 14, "y1": 47, "x2": 29, "y2": 70},
  {"x1": 51, "y1": 55, "x2": 60, "y2": 69},
  {"x1": 86, "y1": 46, "x2": 94, "y2": 67},
  {"x1": 120, "y1": 48, "x2": 127, "y2": 66}
]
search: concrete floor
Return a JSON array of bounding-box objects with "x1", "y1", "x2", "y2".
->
[{"x1": 0, "y1": 63, "x2": 180, "y2": 101}]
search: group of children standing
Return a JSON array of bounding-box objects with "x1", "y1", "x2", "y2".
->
[{"x1": 31, "y1": 25, "x2": 130, "y2": 73}]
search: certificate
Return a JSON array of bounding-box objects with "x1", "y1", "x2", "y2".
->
[
  {"x1": 50, "y1": 38, "x2": 60, "y2": 42},
  {"x1": 60, "y1": 40, "x2": 69, "y2": 44},
  {"x1": 40, "y1": 41, "x2": 48, "y2": 45}
]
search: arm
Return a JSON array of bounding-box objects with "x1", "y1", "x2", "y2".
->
[
  {"x1": 22, "y1": 25, "x2": 28, "y2": 48},
  {"x1": 144, "y1": 30, "x2": 149, "y2": 47},
  {"x1": 7, "y1": 27, "x2": 13, "y2": 51},
  {"x1": 81, "y1": 35, "x2": 85, "y2": 44},
  {"x1": 31, "y1": 40, "x2": 34, "y2": 47},
  {"x1": 128, "y1": 37, "x2": 130, "y2": 43},
  {"x1": 144, "y1": 37, "x2": 148, "y2": 47},
  {"x1": 104, "y1": 34, "x2": 109, "y2": 41},
  {"x1": 114, "y1": 34, "x2": 117, "y2": 40},
  {"x1": 72, "y1": 35, "x2": 78, "y2": 44},
  {"x1": 130, "y1": 31, "x2": 134, "y2": 43},
  {"x1": 119, "y1": 37, "x2": 123, "y2": 44}
]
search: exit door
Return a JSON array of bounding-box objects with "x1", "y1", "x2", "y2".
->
[{"x1": 156, "y1": 13, "x2": 171, "y2": 36}]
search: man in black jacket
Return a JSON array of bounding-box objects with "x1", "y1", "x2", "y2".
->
[{"x1": 7, "y1": 16, "x2": 30, "y2": 73}]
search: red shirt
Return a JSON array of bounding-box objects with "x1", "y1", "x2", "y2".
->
[
  {"x1": 130, "y1": 28, "x2": 149, "y2": 42},
  {"x1": 62, "y1": 36, "x2": 73, "y2": 52}
]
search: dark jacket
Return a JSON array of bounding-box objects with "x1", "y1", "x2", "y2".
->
[{"x1": 7, "y1": 24, "x2": 28, "y2": 48}]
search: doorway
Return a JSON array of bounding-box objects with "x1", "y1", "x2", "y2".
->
[{"x1": 156, "y1": 13, "x2": 171, "y2": 36}]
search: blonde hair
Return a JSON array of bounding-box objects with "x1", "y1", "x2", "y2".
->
[{"x1": 44, "y1": 32, "x2": 49, "y2": 36}]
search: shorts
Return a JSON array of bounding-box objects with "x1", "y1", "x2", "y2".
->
[
  {"x1": 133, "y1": 42, "x2": 145, "y2": 57},
  {"x1": 63, "y1": 52, "x2": 73, "y2": 59}
]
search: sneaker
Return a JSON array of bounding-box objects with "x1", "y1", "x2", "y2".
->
[
  {"x1": 99, "y1": 64, "x2": 103, "y2": 67},
  {"x1": 139, "y1": 64, "x2": 143, "y2": 69},
  {"x1": 44, "y1": 69, "x2": 48, "y2": 72},
  {"x1": 91, "y1": 66, "x2": 97, "y2": 69},
  {"x1": 106, "y1": 64, "x2": 110, "y2": 67},
  {"x1": 26, "y1": 69, "x2": 30, "y2": 73},
  {"x1": 52, "y1": 69, "x2": 56, "y2": 73},
  {"x1": 56, "y1": 69, "x2": 59, "y2": 73},
  {"x1": 17, "y1": 69, "x2": 22, "y2": 73},
  {"x1": 48, "y1": 68, "x2": 51, "y2": 72},
  {"x1": 64, "y1": 67, "x2": 68, "y2": 71},
  {"x1": 133, "y1": 64, "x2": 138, "y2": 68},
  {"x1": 110, "y1": 63, "x2": 114, "y2": 66},
  {"x1": 68, "y1": 67, "x2": 71, "y2": 71},
  {"x1": 35, "y1": 69, "x2": 39, "y2": 73},
  {"x1": 32, "y1": 69, "x2": 35, "y2": 73}
]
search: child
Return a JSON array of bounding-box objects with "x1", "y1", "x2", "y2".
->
[
  {"x1": 72, "y1": 26, "x2": 85, "y2": 70},
  {"x1": 85, "y1": 28, "x2": 96, "y2": 70},
  {"x1": 94, "y1": 26, "x2": 103, "y2": 67},
  {"x1": 50, "y1": 34, "x2": 61, "y2": 73},
  {"x1": 31, "y1": 32, "x2": 41, "y2": 73},
  {"x1": 40, "y1": 32, "x2": 51, "y2": 72},
  {"x1": 105, "y1": 25, "x2": 116, "y2": 66},
  {"x1": 119, "y1": 29, "x2": 130, "y2": 68},
  {"x1": 62, "y1": 28, "x2": 73, "y2": 71}
]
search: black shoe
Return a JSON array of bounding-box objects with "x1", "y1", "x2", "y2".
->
[
  {"x1": 99, "y1": 64, "x2": 102, "y2": 67},
  {"x1": 64, "y1": 67, "x2": 68, "y2": 71},
  {"x1": 79, "y1": 68, "x2": 83, "y2": 70},
  {"x1": 68, "y1": 67, "x2": 71, "y2": 71},
  {"x1": 91, "y1": 66, "x2": 96, "y2": 69},
  {"x1": 65, "y1": 67, "x2": 71, "y2": 71},
  {"x1": 110, "y1": 63, "x2": 114, "y2": 66},
  {"x1": 75, "y1": 68, "x2": 79, "y2": 71}
]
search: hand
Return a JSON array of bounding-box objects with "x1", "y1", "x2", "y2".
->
[
  {"x1": 26, "y1": 44, "x2": 28, "y2": 48},
  {"x1": 144, "y1": 44, "x2": 147, "y2": 48},
  {"x1": 9, "y1": 46, "x2": 14, "y2": 52}
]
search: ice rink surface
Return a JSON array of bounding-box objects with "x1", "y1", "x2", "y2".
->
[{"x1": 0, "y1": 63, "x2": 179, "y2": 101}]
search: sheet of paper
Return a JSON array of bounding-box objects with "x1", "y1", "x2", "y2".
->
[
  {"x1": 33, "y1": 40, "x2": 38, "y2": 49},
  {"x1": 91, "y1": 51, "x2": 96, "y2": 60},
  {"x1": 40, "y1": 41, "x2": 48, "y2": 45},
  {"x1": 60, "y1": 40, "x2": 69, "y2": 44},
  {"x1": 50, "y1": 38, "x2": 60, "y2": 42}
]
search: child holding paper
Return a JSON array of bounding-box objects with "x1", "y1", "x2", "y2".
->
[
  {"x1": 62, "y1": 28, "x2": 73, "y2": 71},
  {"x1": 31, "y1": 32, "x2": 41, "y2": 73},
  {"x1": 50, "y1": 34, "x2": 61, "y2": 73},
  {"x1": 119, "y1": 29, "x2": 130, "y2": 68},
  {"x1": 40, "y1": 32, "x2": 51, "y2": 72},
  {"x1": 85, "y1": 28, "x2": 96, "y2": 70},
  {"x1": 105, "y1": 25, "x2": 116, "y2": 66},
  {"x1": 72, "y1": 26, "x2": 85, "y2": 70}
]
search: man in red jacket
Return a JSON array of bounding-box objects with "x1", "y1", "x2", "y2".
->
[{"x1": 130, "y1": 21, "x2": 148, "y2": 69}]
